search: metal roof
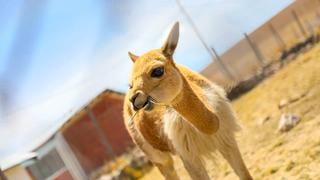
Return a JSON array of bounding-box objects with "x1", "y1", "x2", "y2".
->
[{"x1": 0, "y1": 152, "x2": 37, "y2": 170}]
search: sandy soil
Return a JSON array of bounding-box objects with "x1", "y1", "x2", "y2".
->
[{"x1": 141, "y1": 44, "x2": 320, "y2": 180}]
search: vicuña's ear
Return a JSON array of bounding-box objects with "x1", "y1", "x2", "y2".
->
[
  {"x1": 128, "y1": 52, "x2": 139, "y2": 62},
  {"x1": 162, "y1": 22, "x2": 179, "y2": 57}
]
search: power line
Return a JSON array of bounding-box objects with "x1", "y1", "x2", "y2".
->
[{"x1": 174, "y1": 0, "x2": 235, "y2": 81}]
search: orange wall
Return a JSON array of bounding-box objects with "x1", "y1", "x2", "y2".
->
[{"x1": 62, "y1": 93, "x2": 132, "y2": 175}]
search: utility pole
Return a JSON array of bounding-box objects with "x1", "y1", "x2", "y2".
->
[
  {"x1": 244, "y1": 33, "x2": 265, "y2": 66},
  {"x1": 269, "y1": 23, "x2": 286, "y2": 50},
  {"x1": 291, "y1": 10, "x2": 307, "y2": 37},
  {"x1": 175, "y1": 0, "x2": 235, "y2": 81},
  {"x1": 211, "y1": 47, "x2": 239, "y2": 80}
]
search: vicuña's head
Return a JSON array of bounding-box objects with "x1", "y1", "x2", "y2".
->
[{"x1": 128, "y1": 22, "x2": 183, "y2": 111}]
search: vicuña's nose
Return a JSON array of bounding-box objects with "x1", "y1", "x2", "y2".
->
[
  {"x1": 130, "y1": 92, "x2": 139, "y2": 104},
  {"x1": 130, "y1": 91, "x2": 148, "y2": 111}
]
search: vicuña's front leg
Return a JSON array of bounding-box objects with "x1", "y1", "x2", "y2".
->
[
  {"x1": 180, "y1": 156, "x2": 210, "y2": 180},
  {"x1": 218, "y1": 138, "x2": 253, "y2": 180},
  {"x1": 153, "y1": 154, "x2": 179, "y2": 180},
  {"x1": 139, "y1": 141, "x2": 179, "y2": 180}
]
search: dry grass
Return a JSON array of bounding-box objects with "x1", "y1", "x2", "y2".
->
[{"x1": 141, "y1": 44, "x2": 320, "y2": 180}]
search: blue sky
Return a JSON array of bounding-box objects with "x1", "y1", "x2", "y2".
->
[{"x1": 0, "y1": 0, "x2": 293, "y2": 159}]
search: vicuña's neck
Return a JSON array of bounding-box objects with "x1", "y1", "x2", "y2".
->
[{"x1": 171, "y1": 76, "x2": 219, "y2": 134}]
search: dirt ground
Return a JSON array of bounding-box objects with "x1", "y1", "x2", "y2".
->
[{"x1": 141, "y1": 44, "x2": 320, "y2": 180}]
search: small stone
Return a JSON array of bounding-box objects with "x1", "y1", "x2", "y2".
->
[
  {"x1": 279, "y1": 99, "x2": 289, "y2": 109},
  {"x1": 257, "y1": 116, "x2": 270, "y2": 125},
  {"x1": 278, "y1": 113, "x2": 300, "y2": 132}
]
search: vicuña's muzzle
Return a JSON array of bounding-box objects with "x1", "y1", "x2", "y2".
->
[{"x1": 130, "y1": 90, "x2": 150, "y2": 111}]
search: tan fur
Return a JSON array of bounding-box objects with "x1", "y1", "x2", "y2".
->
[{"x1": 124, "y1": 22, "x2": 252, "y2": 180}]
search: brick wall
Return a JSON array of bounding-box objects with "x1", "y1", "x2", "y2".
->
[
  {"x1": 53, "y1": 169, "x2": 73, "y2": 180},
  {"x1": 62, "y1": 91, "x2": 132, "y2": 175}
]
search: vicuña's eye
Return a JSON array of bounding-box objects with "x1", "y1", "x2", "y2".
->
[
  {"x1": 151, "y1": 67, "x2": 164, "y2": 78},
  {"x1": 128, "y1": 84, "x2": 133, "y2": 89}
]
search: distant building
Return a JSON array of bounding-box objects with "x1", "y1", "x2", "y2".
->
[{"x1": 1, "y1": 90, "x2": 132, "y2": 180}]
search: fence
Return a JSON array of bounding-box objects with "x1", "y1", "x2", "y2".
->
[{"x1": 201, "y1": 0, "x2": 320, "y2": 86}]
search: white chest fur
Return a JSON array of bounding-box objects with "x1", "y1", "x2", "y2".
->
[{"x1": 163, "y1": 107, "x2": 217, "y2": 160}]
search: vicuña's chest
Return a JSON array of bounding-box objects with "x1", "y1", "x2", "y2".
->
[
  {"x1": 134, "y1": 110, "x2": 172, "y2": 152},
  {"x1": 162, "y1": 107, "x2": 218, "y2": 157}
]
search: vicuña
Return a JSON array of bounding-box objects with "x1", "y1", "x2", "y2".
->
[{"x1": 124, "y1": 22, "x2": 252, "y2": 180}]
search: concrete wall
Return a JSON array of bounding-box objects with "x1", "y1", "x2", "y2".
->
[{"x1": 201, "y1": 0, "x2": 320, "y2": 85}]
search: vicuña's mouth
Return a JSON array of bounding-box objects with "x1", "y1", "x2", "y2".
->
[{"x1": 143, "y1": 96, "x2": 154, "y2": 111}]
